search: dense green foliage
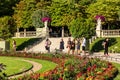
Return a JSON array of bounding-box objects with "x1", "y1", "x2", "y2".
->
[
  {"x1": 113, "y1": 62, "x2": 120, "y2": 80},
  {"x1": 90, "y1": 37, "x2": 120, "y2": 53},
  {"x1": 69, "y1": 18, "x2": 95, "y2": 38},
  {"x1": 0, "y1": 0, "x2": 120, "y2": 39},
  {"x1": 32, "y1": 9, "x2": 49, "y2": 28},
  {"x1": 0, "y1": 16, "x2": 16, "y2": 40},
  {"x1": 0, "y1": 0, "x2": 20, "y2": 16}
]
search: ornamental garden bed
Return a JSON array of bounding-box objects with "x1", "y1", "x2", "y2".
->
[{"x1": 0, "y1": 52, "x2": 118, "y2": 80}]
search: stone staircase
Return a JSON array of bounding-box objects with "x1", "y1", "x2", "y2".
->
[{"x1": 27, "y1": 37, "x2": 73, "y2": 53}]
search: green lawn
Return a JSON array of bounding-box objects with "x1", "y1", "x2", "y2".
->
[
  {"x1": 9, "y1": 38, "x2": 41, "y2": 50},
  {"x1": 25, "y1": 58, "x2": 57, "y2": 73},
  {"x1": 0, "y1": 56, "x2": 57, "y2": 76},
  {"x1": 0, "y1": 56, "x2": 32, "y2": 76},
  {"x1": 112, "y1": 62, "x2": 120, "y2": 80}
]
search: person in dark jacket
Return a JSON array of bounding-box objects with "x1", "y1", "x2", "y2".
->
[
  {"x1": 59, "y1": 38, "x2": 64, "y2": 51},
  {"x1": 103, "y1": 38, "x2": 109, "y2": 56}
]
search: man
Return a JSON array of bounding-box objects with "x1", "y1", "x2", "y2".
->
[{"x1": 103, "y1": 38, "x2": 109, "y2": 56}]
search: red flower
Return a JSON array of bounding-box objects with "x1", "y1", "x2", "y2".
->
[
  {"x1": 41, "y1": 17, "x2": 51, "y2": 22},
  {"x1": 58, "y1": 77, "x2": 63, "y2": 80},
  {"x1": 95, "y1": 15, "x2": 105, "y2": 21},
  {"x1": 76, "y1": 72, "x2": 82, "y2": 78},
  {"x1": 87, "y1": 67, "x2": 91, "y2": 72}
]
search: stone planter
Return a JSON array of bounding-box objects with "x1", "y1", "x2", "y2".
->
[{"x1": 0, "y1": 40, "x2": 10, "y2": 51}]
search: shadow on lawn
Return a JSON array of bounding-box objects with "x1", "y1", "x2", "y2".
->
[
  {"x1": 91, "y1": 38, "x2": 117, "y2": 52},
  {"x1": 16, "y1": 38, "x2": 44, "y2": 51}
]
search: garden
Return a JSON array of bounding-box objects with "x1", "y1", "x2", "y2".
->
[{"x1": 0, "y1": 52, "x2": 119, "y2": 80}]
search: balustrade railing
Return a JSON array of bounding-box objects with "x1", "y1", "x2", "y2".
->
[
  {"x1": 101, "y1": 30, "x2": 120, "y2": 37},
  {"x1": 15, "y1": 31, "x2": 43, "y2": 38}
]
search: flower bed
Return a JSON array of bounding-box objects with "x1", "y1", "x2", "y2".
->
[{"x1": 0, "y1": 52, "x2": 118, "y2": 80}]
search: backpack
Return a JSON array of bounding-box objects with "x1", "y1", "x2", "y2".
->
[{"x1": 49, "y1": 41, "x2": 52, "y2": 45}]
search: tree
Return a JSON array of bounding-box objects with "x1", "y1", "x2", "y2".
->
[
  {"x1": 69, "y1": 18, "x2": 95, "y2": 38},
  {"x1": 48, "y1": 0, "x2": 83, "y2": 27},
  {"x1": 13, "y1": 0, "x2": 36, "y2": 30},
  {"x1": 86, "y1": 0, "x2": 120, "y2": 22},
  {"x1": 32, "y1": 9, "x2": 49, "y2": 28},
  {"x1": 0, "y1": 0, "x2": 20, "y2": 16},
  {"x1": 0, "y1": 16, "x2": 16, "y2": 40}
]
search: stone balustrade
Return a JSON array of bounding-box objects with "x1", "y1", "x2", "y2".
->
[
  {"x1": 15, "y1": 31, "x2": 43, "y2": 38},
  {"x1": 101, "y1": 30, "x2": 120, "y2": 37}
]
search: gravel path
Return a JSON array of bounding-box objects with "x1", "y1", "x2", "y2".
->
[{"x1": 8, "y1": 59, "x2": 42, "y2": 79}]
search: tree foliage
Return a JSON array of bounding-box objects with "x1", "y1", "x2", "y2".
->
[
  {"x1": 0, "y1": 16, "x2": 16, "y2": 40},
  {"x1": 0, "y1": 0, "x2": 20, "y2": 17},
  {"x1": 32, "y1": 9, "x2": 49, "y2": 28},
  {"x1": 13, "y1": 0, "x2": 36, "y2": 28},
  {"x1": 1, "y1": 0, "x2": 120, "y2": 38},
  {"x1": 69, "y1": 18, "x2": 95, "y2": 38},
  {"x1": 86, "y1": 0, "x2": 120, "y2": 21}
]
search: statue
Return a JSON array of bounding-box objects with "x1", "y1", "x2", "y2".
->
[
  {"x1": 96, "y1": 17, "x2": 102, "y2": 30},
  {"x1": 95, "y1": 15, "x2": 105, "y2": 37},
  {"x1": 41, "y1": 17, "x2": 51, "y2": 38}
]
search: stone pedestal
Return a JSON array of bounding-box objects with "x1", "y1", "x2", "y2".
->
[
  {"x1": 36, "y1": 28, "x2": 43, "y2": 37},
  {"x1": 62, "y1": 27, "x2": 64, "y2": 38},
  {"x1": 96, "y1": 18, "x2": 102, "y2": 37},
  {"x1": 96, "y1": 30, "x2": 101, "y2": 37},
  {"x1": 15, "y1": 32, "x2": 20, "y2": 38},
  {"x1": 0, "y1": 41, "x2": 10, "y2": 51}
]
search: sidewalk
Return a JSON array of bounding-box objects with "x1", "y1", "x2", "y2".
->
[
  {"x1": 89, "y1": 52, "x2": 120, "y2": 64},
  {"x1": 92, "y1": 52, "x2": 120, "y2": 58}
]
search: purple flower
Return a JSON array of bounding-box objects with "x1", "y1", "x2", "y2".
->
[
  {"x1": 95, "y1": 15, "x2": 105, "y2": 21},
  {"x1": 41, "y1": 17, "x2": 51, "y2": 22}
]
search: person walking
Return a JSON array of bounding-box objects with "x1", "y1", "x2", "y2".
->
[
  {"x1": 66, "y1": 38, "x2": 72, "y2": 54},
  {"x1": 59, "y1": 38, "x2": 64, "y2": 51},
  {"x1": 81, "y1": 37, "x2": 86, "y2": 55},
  {"x1": 71, "y1": 39, "x2": 75, "y2": 55},
  {"x1": 76, "y1": 38, "x2": 81, "y2": 55},
  {"x1": 12, "y1": 39, "x2": 16, "y2": 52},
  {"x1": 103, "y1": 38, "x2": 109, "y2": 56},
  {"x1": 45, "y1": 38, "x2": 51, "y2": 53}
]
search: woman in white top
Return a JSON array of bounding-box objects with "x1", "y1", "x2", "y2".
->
[{"x1": 81, "y1": 37, "x2": 86, "y2": 55}]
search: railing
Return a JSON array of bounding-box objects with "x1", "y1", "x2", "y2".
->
[
  {"x1": 101, "y1": 30, "x2": 120, "y2": 37},
  {"x1": 15, "y1": 31, "x2": 44, "y2": 38}
]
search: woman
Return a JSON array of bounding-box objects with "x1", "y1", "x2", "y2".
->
[
  {"x1": 45, "y1": 38, "x2": 51, "y2": 53},
  {"x1": 66, "y1": 38, "x2": 71, "y2": 54},
  {"x1": 12, "y1": 39, "x2": 16, "y2": 52},
  {"x1": 76, "y1": 38, "x2": 81, "y2": 55},
  {"x1": 59, "y1": 38, "x2": 64, "y2": 51},
  {"x1": 71, "y1": 39, "x2": 75, "y2": 55}
]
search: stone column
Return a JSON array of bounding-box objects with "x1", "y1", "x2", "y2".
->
[
  {"x1": 24, "y1": 29, "x2": 26, "y2": 37},
  {"x1": 44, "y1": 21, "x2": 49, "y2": 38},
  {"x1": 62, "y1": 27, "x2": 64, "y2": 38}
]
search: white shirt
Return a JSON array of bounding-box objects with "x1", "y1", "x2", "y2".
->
[{"x1": 82, "y1": 38, "x2": 86, "y2": 47}]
